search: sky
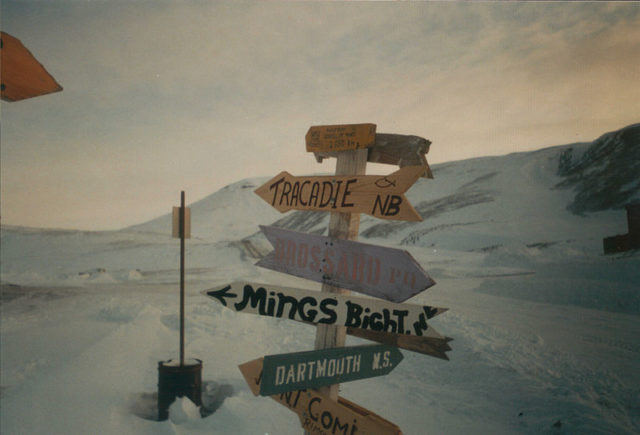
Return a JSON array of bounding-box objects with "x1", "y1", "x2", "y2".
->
[{"x1": 1, "y1": 1, "x2": 639, "y2": 231}]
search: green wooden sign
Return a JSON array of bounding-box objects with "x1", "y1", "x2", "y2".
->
[{"x1": 260, "y1": 344, "x2": 403, "y2": 396}]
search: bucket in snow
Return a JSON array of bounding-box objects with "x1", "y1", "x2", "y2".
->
[{"x1": 157, "y1": 358, "x2": 202, "y2": 421}]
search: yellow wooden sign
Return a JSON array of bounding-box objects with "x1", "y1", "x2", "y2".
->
[
  {"x1": 239, "y1": 357, "x2": 403, "y2": 435},
  {"x1": 172, "y1": 206, "x2": 191, "y2": 239},
  {"x1": 305, "y1": 123, "x2": 376, "y2": 153},
  {"x1": 254, "y1": 165, "x2": 425, "y2": 221}
]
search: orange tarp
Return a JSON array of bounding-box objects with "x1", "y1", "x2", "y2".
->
[{"x1": 1, "y1": 31, "x2": 62, "y2": 102}]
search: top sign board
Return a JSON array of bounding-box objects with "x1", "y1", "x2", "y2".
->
[{"x1": 305, "y1": 123, "x2": 376, "y2": 153}]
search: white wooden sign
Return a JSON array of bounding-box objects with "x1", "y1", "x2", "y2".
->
[{"x1": 202, "y1": 281, "x2": 447, "y2": 339}]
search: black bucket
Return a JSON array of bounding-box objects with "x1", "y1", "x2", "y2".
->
[{"x1": 157, "y1": 358, "x2": 203, "y2": 421}]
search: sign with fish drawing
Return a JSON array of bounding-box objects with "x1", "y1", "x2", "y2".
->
[{"x1": 254, "y1": 165, "x2": 425, "y2": 221}]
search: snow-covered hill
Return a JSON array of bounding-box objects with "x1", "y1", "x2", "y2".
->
[
  {"x1": 1, "y1": 124, "x2": 639, "y2": 434},
  {"x1": 126, "y1": 177, "x2": 282, "y2": 242}
]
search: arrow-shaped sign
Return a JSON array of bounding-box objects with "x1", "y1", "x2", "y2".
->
[
  {"x1": 239, "y1": 357, "x2": 403, "y2": 435},
  {"x1": 260, "y1": 344, "x2": 403, "y2": 395},
  {"x1": 289, "y1": 319, "x2": 452, "y2": 360},
  {"x1": 203, "y1": 281, "x2": 447, "y2": 339},
  {"x1": 256, "y1": 225, "x2": 435, "y2": 302},
  {"x1": 254, "y1": 166, "x2": 424, "y2": 221},
  {"x1": 346, "y1": 328, "x2": 452, "y2": 361}
]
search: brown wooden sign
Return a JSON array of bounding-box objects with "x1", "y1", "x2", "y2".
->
[
  {"x1": 346, "y1": 328, "x2": 452, "y2": 361},
  {"x1": 305, "y1": 123, "x2": 376, "y2": 153},
  {"x1": 202, "y1": 281, "x2": 447, "y2": 339},
  {"x1": 1, "y1": 31, "x2": 62, "y2": 102},
  {"x1": 254, "y1": 166, "x2": 424, "y2": 221},
  {"x1": 290, "y1": 320, "x2": 452, "y2": 360},
  {"x1": 239, "y1": 357, "x2": 403, "y2": 435},
  {"x1": 314, "y1": 133, "x2": 434, "y2": 179},
  {"x1": 256, "y1": 225, "x2": 435, "y2": 302}
]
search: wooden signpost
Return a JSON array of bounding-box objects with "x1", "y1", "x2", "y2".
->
[
  {"x1": 260, "y1": 344, "x2": 403, "y2": 395},
  {"x1": 239, "y1": 357, "x2": 403, "y2": 435},
  {"x1": 201, "y1": 123, "x2": 449, "y2": 433},
  {"x1": 254, "y1": 166, "x2": 424, "y2": 222},
  {"x1": 256, "y1": 225, "x2": 436, "y2": 302},
  {"x1": 202, "y1": 281, "x2": 447, "y2": 339},
  {"x1": 305, "y1": 123, "x2": 377, "y2": 153}
]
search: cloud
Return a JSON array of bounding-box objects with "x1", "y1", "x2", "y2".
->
[{"x1": 1, "y1": 1, "x2": 639, "y2": 229}]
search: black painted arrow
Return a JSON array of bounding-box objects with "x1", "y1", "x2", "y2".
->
[{"x1": 206, "y1": 285, "x2": 237, "y2": 307}]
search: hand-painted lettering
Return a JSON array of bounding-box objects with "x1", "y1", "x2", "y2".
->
[
  {"x1": 299, "y1": 181, "x2": 310, "y2": 206},
  {"x1": 234, "y1": 285, "x2": 267, "y2": 314},
  {"x1": 307, "y1": 396, "x2": 359, "y2": 435},
  {"x1": 319, "y1": 298, "x2": 338, "y2": 324},
  {"x1": 269, "y1": 177, "x2": 286, "y2": 206},
  {"x1": 372, "y1": 352, "x2": 381, "y2": 370},
  {"x1": 298, "y1": 296, "x2": 318, "y2": 322},
  {"x1": 341, "y1": 179, "x2": 356, "y2": 207},
  {"x1": 319, "y1": 181, "x2": 334, "y2": 208},
  {"x1": 270, "y1": 236, "x2": 386, "y2": 286},
  {"x1": 265, "y1": 177, "x2": 361, "y2": 213},
  {"x1": 280, "y1": 180, "x2": 292, "y2": 207},
  {"x1": 309, "y1": 245, "x2": 322, "y2": 272},
  {"x1": 207, "y1": 283, "x2": 444, "y2": 339},
  {"x1": 372, "y1": 194, "x2": 403, "y2": 217}
]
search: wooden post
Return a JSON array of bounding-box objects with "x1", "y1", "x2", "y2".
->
[
  {"x1": 312, "y1": 148, "x2": 368, "y2": 400},
  {"x1": 180, "y1": 191, "x2": 185, "y2": 367}
]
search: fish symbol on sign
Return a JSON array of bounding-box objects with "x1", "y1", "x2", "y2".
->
[{"x1": 375, "y1": 176, "x2": 396, "y2": 188}]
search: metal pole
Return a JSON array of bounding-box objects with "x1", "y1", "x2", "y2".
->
[{"x1": 180, "y1": 191, "x2": 185, "y2": 367}]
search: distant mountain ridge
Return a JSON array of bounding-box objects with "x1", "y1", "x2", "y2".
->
[
  {"x1": 3, "y1": 124, "x2": 638, "y2": 315},
  {"x1": 554, "y1": 123, "x2": 640, "y2": 214}
]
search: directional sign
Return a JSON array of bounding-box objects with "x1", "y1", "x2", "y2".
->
[
  {"x1": 346, "y1": 327, "x2": 452, "y2": 361},
  {"x1": 260, "y1": 344, "x2": 403, "y2": 395},
  {"x1": 305, "y1": 123, "x2": 376, "y2": 153},
  {"x1": 314, "y1": 133, "x2": 434, "y2": 179},
  {"x1": 239, "y1": 357, "x2": 402, "y2": 435},
  {"x1": 202, "y1": 281, "x2": 447, "y2": 339},
  {"x1": 256, "y1": 225, "x2": 435, "y2": 302},
  {"x1": 288, "y1": 319, "x2": 452, "y2": 360},
  {"x1": 254, "y1": 165, "x2": 424, "y2": 222}
]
